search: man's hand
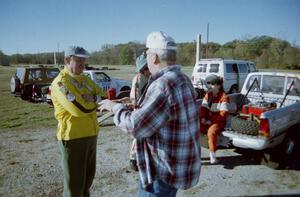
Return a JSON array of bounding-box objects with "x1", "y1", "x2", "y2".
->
[{"x1": 98, "y1": 99, "x2": 117, "y2": 112}]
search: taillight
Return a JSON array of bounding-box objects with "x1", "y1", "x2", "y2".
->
[
  {"x1": 32, "y1": 85, "x2": 38, "y2": 97},
  {"x1": 259, "y1": 118, "x2": 270, "y2": 137},
  {"x1": 48, "y1": 86, "x2": 51, "y2": 95}
]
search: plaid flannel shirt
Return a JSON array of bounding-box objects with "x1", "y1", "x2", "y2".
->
[{"x1": 112, "y1": 65, "x2": 201, "y2": 190}]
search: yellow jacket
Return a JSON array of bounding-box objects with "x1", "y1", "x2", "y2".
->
[{"x1": 51, "y1": 68, "x2": 106, "y2": 140}]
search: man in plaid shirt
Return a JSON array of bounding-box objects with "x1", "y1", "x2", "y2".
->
[{"x1": 99, "y1": 31, "x2": 201, "y2": 196}]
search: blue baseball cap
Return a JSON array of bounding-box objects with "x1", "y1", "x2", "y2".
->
[
  {"x1": 135, "y1": 52, "x2": 147, "y2": 72},
  {"x1": 65, "y1": 46, "x2": 89, "y2": 58}
]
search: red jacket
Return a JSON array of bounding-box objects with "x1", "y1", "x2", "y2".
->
[{"x1": 200, "y1": 91, "x2": 229, "y2": 126}]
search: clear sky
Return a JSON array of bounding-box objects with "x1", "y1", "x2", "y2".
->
[{"x1": 0, "y1": 0, "x2": 299, "y2": 55}]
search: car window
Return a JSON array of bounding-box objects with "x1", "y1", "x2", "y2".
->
[
  {"x1": 197, "y1": 64, "x2": 207, "y2": 73},
  {"x1": 28, "y1": 70, "x2": 42, "y2": 81},
  {"x1": 246, "y1": 75, "x2": 261, "y2": 92},
  {"x1": 209, "y1": 64, "x2": 219, "y2": 73},
  {"x1": 261, "y1": 75, "x2": 285, "y2": 94},
  {"x1": 226, "y1": 63, "x2": 237, "y2": 73},
  {"x1": 238, "y1": 64, "x2": 248, "y2": 73},
  {"x1": 95, "y1": 72, "x2": 111, "y2": 82},
  {"x1": 45, "y1": 69, "x2": 59, "y2": 79},
  {"x1": 16, "y1": 69, "x2": 24, "y2": 79},
  {"x1": 248, "y1": 63, "x2": 256, "y2": 72},
  {"x1": 287, "y1": 77, "x2": 300, "y2": 96}
]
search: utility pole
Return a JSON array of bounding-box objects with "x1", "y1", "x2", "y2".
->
[
  {"x1": 17, "y1": 48, "x2": 19, "y2": 66},
  {"x1": 196, "y1": 34, "x2": 201, "y2": 64},
  {"x1": 206, "y1": 23, "x2": 209, "y2": 58},
  {"x1": 57, "y1": 42, "x2": 60, "y2": 65},
  {"x1": 54, "y1": 52, "x2": 57, "y2": 65}
]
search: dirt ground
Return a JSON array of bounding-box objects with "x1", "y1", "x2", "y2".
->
[{"x1": 1, "y1": 121, "x2": 300, "y2": 197}]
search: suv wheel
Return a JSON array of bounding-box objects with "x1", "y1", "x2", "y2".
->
[{"x1": 10, "y1": 77, "x2": 20, "y2": 93}]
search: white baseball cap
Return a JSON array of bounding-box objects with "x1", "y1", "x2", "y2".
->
[
  {"x1": 65, "y1": 46, "x2": 89, "y2": 58},
  {"x1": 146, "y1": 31, "x2": 177, "y2": 50}
]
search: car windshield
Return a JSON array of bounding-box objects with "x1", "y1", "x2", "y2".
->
[
  {"x1": 95, "y1": 72, "x2": 111, "y2": 82},
  {"x1": 246, "y1": 75, "x2": 300, "y2": 96},
  {"x1": 246, "y1": 75, "x2": 261, "y2": 92},
  {"x1": 261, "y1": 75, "x2": 285, "y2": 95}
]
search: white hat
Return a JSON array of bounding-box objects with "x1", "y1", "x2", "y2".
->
[
  {"x1": 146, "y1": 31, "x2": 177, "y2": 50},
  {"x1": 65, "y1": 46, "x2": 89, "y2": 58}
]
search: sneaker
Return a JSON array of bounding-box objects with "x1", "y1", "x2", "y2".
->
[
  {"x1": 210, "y1": 152, "x2": 218, "y2": 164},
  {"x1": 130, "y1": 160, "x2": 138, "y2": 171}
]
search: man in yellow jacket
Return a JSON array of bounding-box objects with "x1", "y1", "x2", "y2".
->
[{"x1": 51, "y1": 46, "x2": 106, "y2": 197}]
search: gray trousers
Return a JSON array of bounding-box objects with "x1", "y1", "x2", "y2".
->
[{"x1": 58, "y1": 136, "x2": 97, "y2": 197}]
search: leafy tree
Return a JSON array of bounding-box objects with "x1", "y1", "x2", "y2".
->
[
  {"x1": 0, "y1": 50, "x2": 10, "y2": 66},
  {"x1": 177, "y1": 42, "x2": 196, "y2": 66},
  {"x1": 283, "y1": 47, "x2": 298, "y2": 69},
  {"x1": 119, "y1": 45, "x2": 134, "y2": 65},
  {"x1": 1, "y1": 35, "x2": 299, "y2": 70}
]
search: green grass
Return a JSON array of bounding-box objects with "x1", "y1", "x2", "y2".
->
[
  {"x1": 0, "y1": 66, "x2": 57, "y2": 131},
  {"x1": 91, "y1": 64, "x2": 194, "y2": 80}
]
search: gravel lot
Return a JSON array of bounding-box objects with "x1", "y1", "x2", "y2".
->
[{"x1": 1, "y1": 121, "x2": 300, "y2": 197}]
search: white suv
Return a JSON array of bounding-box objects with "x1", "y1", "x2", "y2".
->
[{"x1": 191, "y1": 58, "x2": 257, "y2": 94}]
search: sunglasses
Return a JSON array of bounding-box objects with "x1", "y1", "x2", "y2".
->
[{"x1": 206, "y1": 82, "x2": 216, "y2": 85}]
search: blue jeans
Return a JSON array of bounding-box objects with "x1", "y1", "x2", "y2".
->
[{"x1": 138, "y1": 178, "x2": 178, "y2": 197}]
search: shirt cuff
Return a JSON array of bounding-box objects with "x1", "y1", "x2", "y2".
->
[
  {"x1": 112, "y1": 103, "x2": 125, "y2": 113},
  {"x1": 95, "y1": 95, "x2": 102, "y2": 103}
]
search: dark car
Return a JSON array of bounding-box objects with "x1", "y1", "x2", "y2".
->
[{"x1": 10, "y1": 66, "x2": 60, "y2": 102}]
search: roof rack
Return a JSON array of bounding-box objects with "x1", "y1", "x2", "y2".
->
[{"x1": 199, "y1": 58, "x2": 224, "y2": 61}]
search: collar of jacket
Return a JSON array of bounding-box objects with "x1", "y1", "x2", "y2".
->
[
  {"x1": 149, "y1": 64, "x2": 181, "y2": 83},
  {"x1": 63, "y1": 67, "x2": 84, "y2": 80}
]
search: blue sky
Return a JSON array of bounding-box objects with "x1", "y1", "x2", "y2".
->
[{"x1": 0, "y1": 0, "x2": 299, "y2": 55}]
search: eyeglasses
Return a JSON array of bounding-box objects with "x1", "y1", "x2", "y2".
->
[{"x1": 206, "y1": 82, "x2": 216, "y2": 85}]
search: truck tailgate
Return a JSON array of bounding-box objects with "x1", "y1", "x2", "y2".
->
[{"x1": 223, "y1": 130, "x2": 269, "y2": 150}]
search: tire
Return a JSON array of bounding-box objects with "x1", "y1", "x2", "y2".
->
[
  {"x1": 231, "y1": 115, "x2": 259, "y2": 135},
  {"x1": 10, "y1": 77, "x2": 20, "y2": 93},
  {"x1": 229, "y1": 85, "x2": 239, "y2": 94},
  {"x1": 259, "y1": 126, "x2": 299, "y2": 169},
  {"x1": 260, "y1": 150, "x2": 284, "y2": 169}
]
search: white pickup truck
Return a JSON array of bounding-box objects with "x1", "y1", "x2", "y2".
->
[
  {"x1": 83, "y1": 70, "x2": 131, "y2": 99},
  {"x1": 215, "y1": 72, "x2": 300, "y2": 168}
]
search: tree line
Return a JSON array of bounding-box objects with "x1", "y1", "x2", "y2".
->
[{"x1": 1, "y1": 35, "x2": 299, "y2": 69}]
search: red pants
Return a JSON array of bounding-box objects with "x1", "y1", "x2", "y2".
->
[{"x1": 200, "y1": 123, "x2": 224, "y2": 152}]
